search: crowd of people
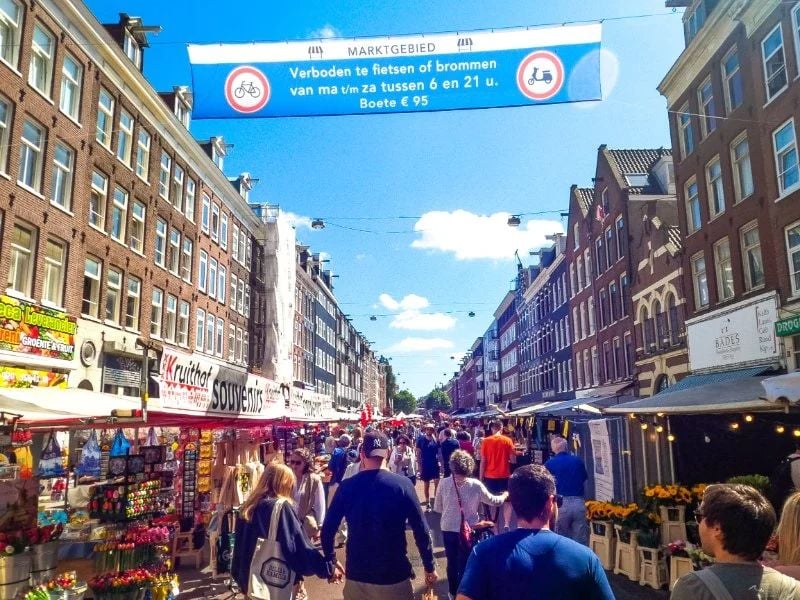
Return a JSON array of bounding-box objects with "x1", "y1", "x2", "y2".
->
[{"x1": 228, "y1": 419, "x2": 800, "y2": 599}]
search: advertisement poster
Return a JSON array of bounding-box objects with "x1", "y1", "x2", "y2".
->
[
  {"x1": 0, "y1": 366, "x2": 67, "y2": 388},
  {"x1": 587, "y1": 419, "x2": 615, "y2": 501},
  {"x1": 0, "y1": 295, "x2": 76, "y2": 362},
  {"x1": 188, "y1": 23, "x2": 601, "y2": 118}
]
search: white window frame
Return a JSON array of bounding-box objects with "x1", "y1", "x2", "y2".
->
[
  {"x1": 28, "y1": 23, "x2": 54, "y2": 97},
  {"x1": 18, "y1": 119, "x2": 44, "y2": 192},
  {"x1": 216, "y1": 318, "x2": 224, "y2": 358},
  {"x1": 0, "y1": 0, "x2": 22, "y2": 69},
  {"x1": 785, "y1": 220, "x2": 800, "y2": 296},
  {"x1": 164, "y1": 294, "x2": 177, "y2": 342},
  {"x1": 42, "y1": 238, "x2": 65, "y2": 307},
  {"x1": 150, "y1": 288, "x2": 163, "y2": 338},
  {"x1": 208, "y1": 258, "x2": 218, "y2": 299},
  {"x1": 154, "y1": 218, "x2": 167, "y2": 267},
  {"x1": 211, "y1": 203, "x2": 220, "y2": 243},
  {"x1": 50, "y1": 142, "x2": 74, "y2": 211},
  {"x1": 135, "y1": 129, "x2": 150, "y2": 181},
  {"x1": 7, "y1": 222, "x2": 35, "y2": 298},
  {"x1": 158, "y1": 152, "x2": 171, "y2": 201},
  {"x1": 96, "y1": 88, "x2": 114, "y2": 149},
  {"x1": 167, "y1": 228, "x2": 180, "y2": 275},
  {"x1": 685, "y1": 177, "x2": 701, "y2": 234},
  {"x1": 206, "y1": 314, "x2": 215, "y2": 355},
  {"x1": 713, "y1": 237, "x2": 734, "y2": 301},
  {"x1": 773, "y1": 118, "x2": 800, "y2": 197},
  {"x1": 171, "y1": 164, "x2": 184, "y2": 212},
  {"x1": 201, "y1": 193, "x2": 210, "y2": 234},
  {"x1": 59, "y1": 54, "x2": 82, "y2": 121},
  {"x1": 129, "y1": 200, "x2": 145, "y2": 253},
  {"x1": 195, "y1": 308, "x2": 205, "y2": 351},
  {"x1": 178, "y1": 300, "x2": 190, "y2": 347},
  {"x1": 181, "y1": 238, "x2": 193, "y2": 282},
  {"x1": 740, "y1": 222, "x2": 765, "y2": 292},
  {"x1": 721, "y1": 46, "x2": 742, "y2": 114},
  {"x1": 691, "y1": 252, "x2": 709, "y2": 309},
  {"x1": 220, "y1": 213, "x2": 228, "y2": 251},
  {"x1": 0, "y1": 95, "x2": 11, "y2": 174},
  {"x1": 116, "y1": 109, "x2": 134, "y2": 166},
  {"x1": 125, "y1": 276, "x2": 141, "y2": 331},
  {"x1": 730, "y1": 132, "x2": 753, "y2": 203},
  {"x1": 185, "y1": 179, "x2": 195, "y2": 222},
  {"x1": 232, "y1": 224, "x2": 239, "y2": 260},
  {"x1": 198, "y1": 250, "x2": 208, "y2": 292},
  {"x1": 697, "y1": 77, "x2": 716, "y2": 137},
  {"x1": 109, "y1": 186, "x2": 128, "y2": 243},
  {"x1": 762, "y1": 23, "x2": 788, "y2": 102},
  {"x1": 678, "y1": 103, "x2": 694, "y2": 159},
  {"x1": 230, "y1": 274, "x2": 238, "y2": 310},
  {"x1": 82, "y1": 256, "x2": 102, "y2": 318},
  {"x1": 218, "y1": 265, "x2": 226, "y2": 304},
  {"x1": 105, "y1": 267, "x2": 122, "y2": 324},
  {"x1": 228, "y1": 324, "x2": 235, "y2": 361},
  {"x1": 706, "y1": 156, "x2": 725, "y2": 218},
  {"x1": 89, "y1": 170, "x2": 108, "y2": 231}
]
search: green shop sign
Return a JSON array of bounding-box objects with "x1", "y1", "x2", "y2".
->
[{"x1": 776, "y1": 315, "x2": 800, "y2": 337}]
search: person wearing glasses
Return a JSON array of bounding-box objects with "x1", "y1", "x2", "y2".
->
[
  {"x1": 434, "y1": 450, "x2": 506, "y2": 600},
  {"x1": 388, "y1": 435, "x2": 417, "y2": 485},
  {"x1": 456, "y1": 464, "x2": 613, "y2": 600},
  {"x1": 544, "y1": 436, "x2": 589, "y2": 545},
  {"x1": 672, "y1": 484, "x2": 800, "y2": 599}
]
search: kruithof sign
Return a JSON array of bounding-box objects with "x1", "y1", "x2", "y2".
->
[{"x1": 188, "y1": 24, "x2": 601, "y2": 118}]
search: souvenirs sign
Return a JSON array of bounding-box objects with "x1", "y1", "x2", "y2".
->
[
  {"x1": 0, "y1": 295, "x2": 76, "y2": 362},
  {"x1": 188, "y1": 23, "x2": 601, "y2": 118}
]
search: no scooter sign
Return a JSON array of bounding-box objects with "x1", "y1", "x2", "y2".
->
[
  {"x1": 225, "y1": 65, "x2": 271, "y2": 113},
  {"x1": 516, "y1": 50, "x2": 564, "y2": 101}
]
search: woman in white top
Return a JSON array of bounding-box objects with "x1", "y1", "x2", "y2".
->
[
  {"x1": 434, "y1": 449, "x2": 506, "y2": 599},
  {"x1": 289, "y1": 448, "x2": 326, "y2": 600},
  {"x1": 388, "y1": 434, "x2": 417, "y2": 485}
]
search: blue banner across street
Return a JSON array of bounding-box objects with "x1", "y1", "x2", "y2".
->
[{"x1": 188, "y1": 24, "x2": 602, "y2": 118}]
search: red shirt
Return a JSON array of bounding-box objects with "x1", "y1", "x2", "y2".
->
[{"x1": 481, "y1": 433, "x2": 514, "y2": 479}]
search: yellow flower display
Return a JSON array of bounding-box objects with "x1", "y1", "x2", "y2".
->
[{"x1": 642, "y1": 484, "x2": 694, "y2": 506}]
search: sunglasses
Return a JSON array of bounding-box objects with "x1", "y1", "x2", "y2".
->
[{"x1": 555, "y1": 494, "x2": 563, "y2": 508}]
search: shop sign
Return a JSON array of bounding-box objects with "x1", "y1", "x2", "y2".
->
[
  {"x1": 0, "y1": 295, "x2": 76, "y2": 361},
  {"x1": 103, "y1": 355, "x2": 142, "y2": 388},
  {"x1": 687, "y1": 294, "x2": 779, "y2": 372},
  {"x1": 0, "y1": 365, "x2": 67, "y2": 388},
  {"x1": 776, "y1": 315, "x2": 800, "y2": 337},
  {"x1": 287, "y1": 387, "x2": 334, "y2": 421}
]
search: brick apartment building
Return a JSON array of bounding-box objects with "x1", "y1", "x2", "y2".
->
[{"x1": 496, "y1": 291, "x2": 520, "y2": 410}]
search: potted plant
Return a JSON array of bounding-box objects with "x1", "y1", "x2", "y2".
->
[{"x1": 726, "y1": 475, "x2": 770, "y2": 497}]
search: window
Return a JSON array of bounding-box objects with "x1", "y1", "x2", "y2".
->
[
  {"x1": 714, "y1": 238, "x2": 734, "y2": 301},
  {"x1": 114, "y1": 110, "x2": 134, "y2": 166},
  {"x1": 237, "y1": 279, "x2": 245, "y2": 314},
  {"x1": 105, "y1": 267, "x2": 121, "y2": 323},
  {"x1": 722, "y1": 47, "x2": 743, "y2": 113},
  {"x1": 587, "y1": 297, "x2": 595, "y2": 335},
  {"x1": 171, "y1": 164, "x2": 184, "y2": 212},
  {"x1": 598, "y1": 289, "x2": 608, "y2": 328},
  {"x1": 691, "y1": 252, "x2": 709, "y2": 308},
  {"x1": 576, "y1": 257, "x2": 584, "y2": 290},
  {"x1": 164, "y1": 295, "x2": 177, "y2": 342},
  {"x1": 195, "y1": 309, "x2": 205, "y2": 351},
  {"x1": 50, "y1": 143, "x2": 74, "y2": 210},
  {"x1": 110, "y1": 186, "x2": 128, "y2": 242},
  {"x1": 123, "y1": 31, "x2": 141, "y2": 69},
  {"x1": 42, "y1": 238, "x2": 65, "y2": 306},
  {"x1": 239, "y1": 233, "x2": 247, "y2": 266},
  {"x1": 7, "y1": 223, "x2": 35, "y2": 297},
  {"x1": 218, "y1": 266, "x2": 226, "y2": 303},
  {"x1": 129, "y1": 200, "x2": 145, "y2": 253},
  {"x1": 615, "y1": 217, "x2": 625, "y2": 258},
  {"x1": 232, "y1": 224, "x2": 240, "y2": 261},
  {"x1": 731, "y1": 134, "x2": 753, "y2": 202},
  {"x1": 167, "y1": 229, "x2": 180, "y2": 274},
  {"x1": 684, "y1": 1, "x2": 706, "y2": 44},
  {"x1": 762, "y1": 24, "x2": 788, "y2": 101},
  {"x1": 236, "y1": 328, "x2": 243, "y2": 362},
  {"x1": 181, "y1": 238, "x2": 193, "y2": 281},
  {"x1": 175, "y1": 98, "x2": 190, "y2": 128},
  {"x1": 125, "y1": 276, "x2": 140, "y2": 330},
  {"x1": 595, "y1": 238, "x2": 605, "y2": 273},
  {"x1": 211, "y1": 203, "x2": 220, "y2": 242},
  {"x1": 0, "y1": 0, "x2": 22, "y2": 67},
  {"x1": 228, "y1": 325, "x2": 236, "y2": 361},
  {"x1": 569, "y1": 264, "x2": 576, "y2": 298},
  {"x1": 198, "y1": 250, "x2": 208, "y2": 292},
  {"x1": 135, "y1": 130, "x2": 150, "y2": 181},
  {"x1": 185, "y1": 179, "x2": 195, "y2": 222},
  {"x1": 706, "y1": 157, "x2": 725, "y2": 217},
  {"x1": 89, "y1": 171, "x2": 109, "y2": 228},
  {"x1": 216, "y1": 318, "x2": 224, "y2": 358},
  {"x1": 605, "y1": 227, "x2": 616, "y2": 264},
  {"x1": 787, "y1": 223, "x2": 800, "y2": 296},
  {"x1": 685, "y1": 178, "x2": 701, "y2": 233},
  {"x1": 576, "y1": 353, "x2": 583, "y2": 388},
  {"x1": 230, "y1": 274, "x2": 238, "y2": 310},
  {"x1": 18, "y1": 120, "x2": 44, "y2": 191},
  {"x1": 220, "y1": 213, "x2": 228, "y2": 250},
  {"x1": 774, "y1": 119, "x2": 800, "y2": 195},
  {"x1": 29, "y1": 24, "x2": 54, "y2": 96},
  {"x1": 154, "y1": 218, "x2": 167, "y2": 267},
  {"x1": 178, "y1": 300, "x2": 190, "y2": 346},
  {"x1": 206, "y1": 314, "x2": 215, "y2": 354},
  {"x1": 201, "y1": 194, "x2": 210, "y2": 233},
  {"x1": 583, "y1": 349, "x2": 591, "y2": 388},
  {"x1": 0, "y1": 96, "x2": 10, "y2": 173},
  {"x1": 59, "y1": 54, "x2": 82, "y2": 120},
  {"x1": 741, "y1": 223, "x2": 764, "y2": 291},
  {"x1": 573, "y1": 223, "x2": 580, "y2": 249},
  {"x1": 697, "y1": 78, "x2": 717, "y2": 136},
  {"x1": 208, "y1": 258, "x2": 217, "y2": 299},
  {"x1": 150, "y1": 288, "x2": 163, "y2": 337},
  {"x1": 82, "y1": 257, "x2": 101, "y2": 317},
  {"x1": 620, "y1": 274, "x2": 629, "y2": 317},
  {"x1": 245, "y1": 244, "x2": 251, "y2": 270},
  {"x1": 158, "y1": 152, "x2": 171, "y2": 201},
  {"x1": 584, "y1": 248, "x2": 592, "y2": 285},
  {"x1": 244, "y1": 284, "x2": 250, "y2": 317},
  {"x1": 609, "y1": 282, "x2": 619, "y2": 322},
  {"x1": 678, "y1": 103, "x2": 694, "y2": 159},
  {"x1": 96, "y1": 89, "x2": 114, "y2": 149}
]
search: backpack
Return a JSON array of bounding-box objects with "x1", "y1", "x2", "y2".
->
[{"x1": 769, "y1": 455, "x2": 800, "y2": 512}]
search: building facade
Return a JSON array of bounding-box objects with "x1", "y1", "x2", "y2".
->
[{"x1": 496, "y1": 291, "x2": 520, "y2": 410}]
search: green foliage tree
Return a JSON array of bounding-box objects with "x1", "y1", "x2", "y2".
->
[
  {"x1": 393, "y1": 389, "x2": 417, "y2": 414},
  {"x1": 424, "y1": 387, "x2": 452, "y2": 410}
]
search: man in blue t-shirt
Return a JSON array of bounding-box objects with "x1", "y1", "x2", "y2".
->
[
  {"x1": 457, "y1": 464, "x2": 613, "y2": 600},
  {"x1": 544, "y1": 436, "x2": 589, "y2": 545}
]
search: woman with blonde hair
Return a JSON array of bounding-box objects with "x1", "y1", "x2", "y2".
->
[
  {"x1": 775, "y1": 492, "x2": 800, "y2": 580},
  {"x1": 231, "y1": 463, "x2": 337, "y2": 596}
]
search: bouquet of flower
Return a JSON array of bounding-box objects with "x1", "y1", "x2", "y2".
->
[
  {"x1": 665, "y1": 540, "x2": 690, "y2": 558},
  {"x1": 643, "y1": 484, "x2": 694, "y2": 507},
  {"x1": 0, "y1": 530, "x2": 28, "y2": 555},
  {"x1": 89, "y1": 568, "x2": 154, "y2": 593},
  {"x1": 26, "y1": 523, "x2": 63, "y2": 545},
  {"x1": 690, "y1": 484, "x2": 707, "y2": 503},
  {"x1": 585, "y1": 500, "x2": 617, "y2": 521}
]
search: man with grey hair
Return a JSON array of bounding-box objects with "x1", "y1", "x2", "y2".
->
[{"x1": 544, "y1": 436, "x2": 589, "y2": 545}]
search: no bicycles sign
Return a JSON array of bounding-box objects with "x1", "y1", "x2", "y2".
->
[{"x1": 225, "y1": 66, "x2": 271, "y2": 113}]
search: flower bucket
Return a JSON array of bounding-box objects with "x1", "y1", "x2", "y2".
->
[
  {"x1": 0, "y1": 552, "x2": 32, "y2": 600},
  {"x1": 591, "y1": 520, "x2": 613, "y2": 539},
  {"x1": 46, "y1": 582, "x2": 87, "y2": 600},
  {"x1": 30, "y1": 542, "x2": 59, "y2": 582},
  {"x1": 659, "y1": 505, "x2": 686, "y2": 523}
]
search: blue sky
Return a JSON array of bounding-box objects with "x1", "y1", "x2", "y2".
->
[{"x1": 87, "y1": 0, "x2": 685, "y2": 397}]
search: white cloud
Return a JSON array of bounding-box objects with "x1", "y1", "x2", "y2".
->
[
  {"x1": 386, "y1": 337, "x2": 454, "y2": 353},
  {"x1": 379, "y1": 293, "x2": 454, "y2": 331},
  {"x1": 411, "y1": 210, "x2": 563, "y2": 260},
  {"x1": 283, "y1": 211, "x2": 312, "y2": 230},
  {"x1": 309, "y1": 24, "x2": 341, "y2": 39}
]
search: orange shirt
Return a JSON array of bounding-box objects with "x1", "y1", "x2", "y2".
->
[{"x1": 481, "y1": 433, "x2": 515, "y2": 479}]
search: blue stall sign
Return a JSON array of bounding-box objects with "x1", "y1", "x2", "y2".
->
[{"x1": 188, "y1": 24, "x2": 601, "y2": 119}]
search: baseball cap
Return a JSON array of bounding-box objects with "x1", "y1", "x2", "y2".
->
[{"x1": 362, "y1": 431, "x2": 390, "y2": 459}]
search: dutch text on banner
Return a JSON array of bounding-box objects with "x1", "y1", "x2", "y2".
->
[
  {"x1": 187, "y1": 23, "x2": 601, "y2": 119},
  {"x1": 587, "y1": 419, "x2": 615, "y2": 502}
]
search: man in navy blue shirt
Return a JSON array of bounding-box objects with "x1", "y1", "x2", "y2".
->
[
  {"x1": 440, "y1": 428, "x2": 460, "y2": 478},
  {"x1": 322, "y1": 430, "x2": 438, "y2": 599},
  {"x1": 544, "y1": 436, "x2": 589, "y2": 545},
  {"x1": 457, "y1": 464, "x2": 612, "y2": 600}
]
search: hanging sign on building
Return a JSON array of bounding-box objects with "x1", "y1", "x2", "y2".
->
[
  {"x1": 0, "y1": 365, "x2": 67, "y2": 388},
  {"x1": 587, "y1": 419, "x2": 615, "y2": 502},
  {"x1": 188, "y1": 23, "x2": 601, "y2": 118},
  {"x1": 0, "y1": 295, "x2": 77, "y2": 362},
  {"x1": 687, "y1": 293, "x2": 779, "y2": 372}
]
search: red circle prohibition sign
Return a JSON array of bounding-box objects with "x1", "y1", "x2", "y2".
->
[
  {"x1": 225, "y1": 66, "x2": 271, "y2": 113},
  {"x1": 517, "y1": 50, "x2": 565, "y2": 101}
]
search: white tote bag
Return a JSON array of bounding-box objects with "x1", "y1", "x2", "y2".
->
[{"x1": 247, "y1": 498, "x2": 296, "y2": 600}]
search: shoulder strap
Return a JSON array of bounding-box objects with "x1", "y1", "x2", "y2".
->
[
  {"x1": 453, "y1": 478, "x2": 466, "y2": 517},
  {"x1": 267, "y1": 498, "x2": 286, "y2": 542},
  {"x1": 694, "y1": 568, "x2": 735, "y2": 600}
]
